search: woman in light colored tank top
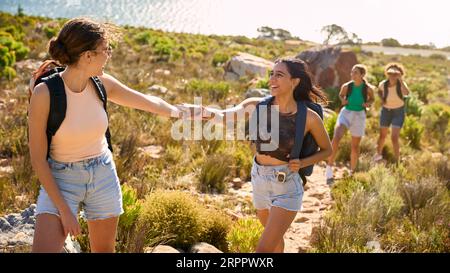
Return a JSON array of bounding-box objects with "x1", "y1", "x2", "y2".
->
[
  {"x1": 28, "y1": 18, "x2": 193, "y2": 253},
  {"x1": 373, "y1": 63, "x2": 410, "y2": 163}
]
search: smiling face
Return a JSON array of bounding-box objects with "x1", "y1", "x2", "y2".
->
[{"x1": 268, "y1": 62, "x2": 300, "y2": 97}]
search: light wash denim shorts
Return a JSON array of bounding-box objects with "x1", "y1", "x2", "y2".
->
[
  {"x1": 36, "y1": 150, "x2": 124, "y2": 221},
  {"x1": 251, "y1": 157, "x2": 304, "y2": 212},
  {"x1": 336, "y1": 108, "x2": 366, "y2": 137}
]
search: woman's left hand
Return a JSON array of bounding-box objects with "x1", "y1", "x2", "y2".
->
[{"x1": 288, "y1": 159, "x2": 302, "y2": 172}]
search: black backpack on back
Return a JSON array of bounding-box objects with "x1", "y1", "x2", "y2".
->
[
  {"x1": 31, "y1": 68, "x2": 113, "y2": 159},
  {"x1": 252, "y1": 96, "x2": 324, "y2": 185}
]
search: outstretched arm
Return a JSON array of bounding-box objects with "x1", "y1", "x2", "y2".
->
[
  {"x1": 100, "y1": 73, "x2": 183, "y2": 118},
  {"x1": 179, "y1": 97, "x2": 264, "y2": 126}
]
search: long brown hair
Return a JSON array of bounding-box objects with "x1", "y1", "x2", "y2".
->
[
  {"x1": 274, "y1": 57, "x2": 328, "y2": 105},
  {"x1": 48, "y1": 18, "x2": 119, "y2": 65}
]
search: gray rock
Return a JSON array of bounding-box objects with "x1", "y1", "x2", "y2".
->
[
  {"x1": 0, "y1": 217, "x2": 13, "y2": 232},
  {"x1": 63, "y1": 236, "x2": 81, "y2": 253},
  {"x1": 244, "y1": 88, "x2": 270, "y2": 99},
  {"x1": 224, "y1": 52, "x2": 274, "y2": 81},
  {"x1": 6, "y1": 214, "x2": 21, "y2": 227},
  {"x1": 189, "y1": 242, "x2": 223, "y2": 253}
]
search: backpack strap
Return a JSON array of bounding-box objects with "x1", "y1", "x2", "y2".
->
[
  {"x1": 249, "y1": 95, "x2": 275, "y2": 141},
  {"x1": 90, "y1": 76, "x2": 113, "y2": 153},
  {"x1": 396, "y1": 80, "x2": 404, "y2": 101},
  {"x1": 346, "y1": 82, "x2": 353, "y2": 100},
  {"x1": 42, "y1": 73, "x2": 67, "y2": 159},
  {"x1": 362, "y1": 82, "x2": 368, "y2": 103},
  {"x1": 289, "y1": 101, "x2": 307, "y2": 160}
]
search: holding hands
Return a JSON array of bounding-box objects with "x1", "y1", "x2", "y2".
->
[{"x1": 175, "y1": 103, "x2": 224, "y2": 121}]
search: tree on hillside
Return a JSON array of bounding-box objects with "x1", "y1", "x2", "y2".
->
[
  {"x1": 381, "y1": 38, "x2": 401, "y2": 47},
  {"x1": 257, "y1": 26, "x2": 299, "y2": 41},
  {"x1": 321, "y1": 24, "x2": 361, "y2": 45}
]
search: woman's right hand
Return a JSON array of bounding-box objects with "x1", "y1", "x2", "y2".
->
[{"x1": 59, "y1": 209, "x2": 81, "y2": 237}]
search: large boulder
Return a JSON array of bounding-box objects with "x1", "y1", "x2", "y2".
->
[
  {"x1": 224, "y1": 52, "x2": 274, "y2": 81},
  {"x1": 297, "y1": 46, "x2": 358, "y2": 89}
]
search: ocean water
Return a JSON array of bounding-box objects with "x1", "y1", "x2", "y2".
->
[{"x1": 0, "y1": 0, "x2": 449, "y2": 47}]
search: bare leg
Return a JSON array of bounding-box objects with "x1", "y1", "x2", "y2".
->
[
  {"x1": 32, "y1": 214, "x2": 67, "y2": 253},
  {"x1": 376, "y1": 127, "x2": 389, "y2": 155},
  {"x1": 391, "y1": 127, "x2": 401, "y2": 162},
  {"x1": 256, "y1": 209, "x2": 283, "y2": 252},
  {"x1": 255, "y1": 207, "x2": 297, "y2": 253},
  {"x1": 87, "y1": 216, "x2": 119, "y2": 253},
  {"x1": 327, "y1": 125, "x2": 347, "y2": 166},
  {"x1": 351, "y1": 136, "x2": 362, "y2": 172}
]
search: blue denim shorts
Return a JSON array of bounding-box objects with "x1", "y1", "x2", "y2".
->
[
  {"x1": 36, "y1": 150, "x2": 124, "y2": 221},
  {"x1": 380, "y1": 106, "x2": 405, "y2": 128},
  {"x1": 251, "y1": 157, "x2": 304, "y2": 212}
]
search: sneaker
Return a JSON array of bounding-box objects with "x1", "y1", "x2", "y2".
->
[
  {"x1": 325, "y1": 165, "x2": 334, "y2": 185},
  {"x1": 373, "y1": 153, "x2": 383, "y2": 162}
]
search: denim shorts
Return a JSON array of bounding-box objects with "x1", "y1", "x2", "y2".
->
[
  {"x1": 380, "y1": 106, "x2": 405, "y2": 128},
  {"x1": 36, "y1": 150, "x2": 124, "y2": 221},
  {"x1": 251, "y1": 157, "x2": 304, "y2": 212},
  {"x1": 336, "y1": 108, "x2": 366, "y2": 137}
]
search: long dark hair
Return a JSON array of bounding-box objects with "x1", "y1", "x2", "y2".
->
[{"x1": 274, "y1": 57, "x2": 328, "y2": 105}]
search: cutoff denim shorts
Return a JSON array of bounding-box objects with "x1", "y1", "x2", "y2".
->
[
  {"x1": 251, "y1": 157, "x2": 304, "y2": 212},
  {"x1": 36, "y1": 150, "x2": 124, "y2": 221},
  {"x1": 380, "y1": 106, "x2": 405, "y2": 128}
]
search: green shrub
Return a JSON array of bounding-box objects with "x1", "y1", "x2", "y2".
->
[
  {"x1": 405, "y1": 94, "x2": 423, "y2": 117},
  {"x1": 212, "y1": 52, "x2": 229, "y2": 66},
  {"x1": 186, "y1": 79, "x2": 230, "y2": 102},
  {"x1": 400, "y1": 116, "x2": 424, "y2": 149},
  {"x1": 324, "y1": 112, "x2": 337, "y2": 140},
  {"x1": 311, "y1": 189, "x2": 381, "y2": 252},
  {"x1": 137, "y1": 190, "x2": 204, "y2": 250},
  {"x1": 227, "y1": 218, "x2": 264, "y2": 253},
  {"x1": 200, "y1": 209, "x2": 233, "y2": 252},
  {"x1": 410, "y1": 81, "x2": 431, "y2": 104},
  {"x1": 198, "y1": 153, "x2": 231, "y2": 193},
  {"x1": 323, "y1": 87, "x2": 341, "y2": 111},
  {"x1": 429, "y1": 53, "x2": 446, "y2": 61},
  {"x1": 43, "y1": 26, "x2": 57, "y2": 38},
  {"x1": 255, "y1": 77, "x2": 269, "y2": 89},
  {"x1": 116, "y1": 184, "x2": 142, "y2": 252},
  {"x1": 335, "y1": 135, "x2": 351, "y2": 163}
]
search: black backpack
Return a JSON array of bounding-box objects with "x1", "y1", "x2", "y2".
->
[
  {"x1": 346, "y1": 81, "x2": 368, "y2": 102},
  {"x1": 251, "y1": 96, "x2": 324, "y2": 185},
  {"x1": 31, "y1": 67, "x2": 113, "y2": 159},
  {"x1": 382, "y1": 80, "x2": 403, "y2": 103}
]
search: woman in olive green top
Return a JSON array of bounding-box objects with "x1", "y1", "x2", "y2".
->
[{"x1": 326, "y1": 64, "x2": 375, "y2": 183}]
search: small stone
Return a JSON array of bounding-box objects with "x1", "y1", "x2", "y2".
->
[
  {"x1": 145, "y1": 245, "x2": 180, "y2": 253},
  {"x1": 189, "y1": 242, "x2": 222, "y2": 253}
]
